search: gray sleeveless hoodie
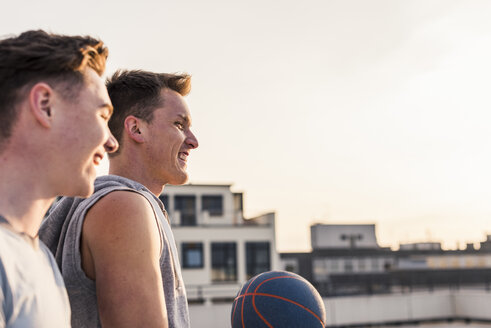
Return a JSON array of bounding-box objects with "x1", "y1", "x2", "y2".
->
[{"x1": 39, "y1": 175, "x2": 190, "y2": 328}]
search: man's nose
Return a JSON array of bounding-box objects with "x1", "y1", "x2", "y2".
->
[
  {"x1": 104, "y1": 133, "x2": 119, "y2": 153},
  {"x1": 186, "y1": 130, "x2": 199, "y2": 149}
]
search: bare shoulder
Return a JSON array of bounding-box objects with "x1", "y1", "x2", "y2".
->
[
  {"x1": 82, "y1": 190, "x2": 160, "y2": 261},
  {"x1": 81, "y1": 190, "x2": 168, "y2": 327},
  {"x1": 84, "y1": 190, "x2": 155, "y2": 236}
]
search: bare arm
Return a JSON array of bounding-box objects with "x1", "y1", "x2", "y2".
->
[{"x1": 81, "y1": 191, "x2": 168, "y2": 328}]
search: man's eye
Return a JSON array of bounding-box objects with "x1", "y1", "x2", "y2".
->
[
  {"x1": 175, "y1": 122, "x2": 184, "y2": 130},
  {"x1": 100, "y1": 110, "x2": 111, "y2": 121}
]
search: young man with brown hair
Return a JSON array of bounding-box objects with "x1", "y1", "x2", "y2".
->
[
  {"x1": 40, "y1": 70, "x2": 199, "y2": 328},
  {"x1": 0, "y1": 30, "x2": 118, "y2": 327}
]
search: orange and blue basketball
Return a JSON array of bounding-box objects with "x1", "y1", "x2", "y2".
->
[{"x1": 231, "y1": 270, "x2": 326, "y2": 328}]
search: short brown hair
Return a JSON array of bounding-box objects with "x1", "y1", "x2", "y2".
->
[
  {"x1": 106, "y1": 70, "x2": 191, "y2": 156},
  {"x1": 0, "y1": 30, "x2": 108, "y2": 143}
]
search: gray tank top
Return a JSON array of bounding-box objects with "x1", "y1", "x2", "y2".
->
[{"x1": 39, "y1": 175, "x2": 190, "y2": 328}]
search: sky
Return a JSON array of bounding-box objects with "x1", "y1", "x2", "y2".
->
[{"x1": 3, "y1": 0, "x2": 491, "y2": 252}]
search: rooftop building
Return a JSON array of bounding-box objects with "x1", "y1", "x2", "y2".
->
[
  {"x1": 161, "y1": 184, "x2": 280, "y2": 304},
  {"x1": 281, "y1": 223, "x2": 491, "y2": 297}
]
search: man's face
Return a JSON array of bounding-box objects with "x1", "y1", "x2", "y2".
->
[
  {"x1": 54, "y1": 68, "x2": 118, "y2": 197},
  {"x1": 143, "y1": 89, "x2": 198, "y2": 186}
]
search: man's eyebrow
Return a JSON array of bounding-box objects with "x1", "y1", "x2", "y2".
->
[{"x1": 178, "y1": 114, "x2": 190, "y2": 124}]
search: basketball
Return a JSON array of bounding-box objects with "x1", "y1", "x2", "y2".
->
[{"x1": 231, "y1": 270, "x2": 326, "y2": 328}]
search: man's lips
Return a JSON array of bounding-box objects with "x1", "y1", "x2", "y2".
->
[
  {"x1": 93, "y1": 153, "x2": 104, "y2": 165},
  {"x1": 178, "y1": 151, "x2": 189, "y2": 162}
]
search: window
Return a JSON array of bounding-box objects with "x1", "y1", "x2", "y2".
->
[
  {"x1": 246, "y1": 242, "x2": 270, "y2": 279},
  {"x1": 211, "y1": 242, "x2": 237, "y2": 282},
  {"x1": 344, "y1": 259, "x2": 353, "y2": 273},
  {"x1": 329, "y1": 259, "x2": 339, "y2": 272},
  {"x1": 371, "y1": 258, "x2": 380, "y2": 271},
  {"x1": 284, "y1": 260, "x2": 298, "y2": 273},
  {"x1": 182, "y1": 242, "x2": 204, "y2": 268},
  {"x1": 159, "y1": 194, "x2": 169, "y2": 210},
  {"x1": 233, "y1": 193, "x2": 243, "y2": 212},
  {"x1": 174, "y1": 195, "x2": 196, "y2": 226},
  {"x1": 358, "y1": 258, "x2": 366, "y2": 272},
  {"x1": 202, "y1": 195, "x2": 223, "y2": 216},
  {"x1": 313, "y1": 259, "x2": 329, "y2": 282}
]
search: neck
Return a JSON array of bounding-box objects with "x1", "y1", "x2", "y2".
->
[
  {"x1": 109, "y1": 155, "x2": 165, "y2": 197},
  {"x1": 0, "y1": 157, "x2": 56, "y2": 237}
]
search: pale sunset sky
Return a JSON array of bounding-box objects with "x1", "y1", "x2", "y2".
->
[{"x1": 3, "y1": 0, "x2": 491, "y2": 252}]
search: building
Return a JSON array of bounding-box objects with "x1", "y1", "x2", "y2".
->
[
  {"x1": 160, "y1": 192, "x2": 491, "y2": 327},
  {"x1": 281, "y1": 224, "x2": 491, "y2": 296},
  {"x1": 161, "y1": 184, "x2": 280, "y2": 304}
]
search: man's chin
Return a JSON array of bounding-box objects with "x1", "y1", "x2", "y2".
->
[
  {"x1": 168, "y1": 173, "x2": 189, "y2": 186},
  {"x1": 68, "y1": 175, "x2": 95, "y2": 198},
  {"x1": 70, "y1": 184, "x2": 94, "y2": 198}
]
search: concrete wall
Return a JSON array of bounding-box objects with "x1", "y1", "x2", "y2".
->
[
  {"x1": 188, "y1": 289, "x2": 491, "y2": 328},
  {"x1": 326, "y1": 290, "x2": 453, "y2": 325}
]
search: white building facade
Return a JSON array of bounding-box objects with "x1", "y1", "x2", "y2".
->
[{"x1": 161, "y1": 184, "x2": 280, "y2": 303}]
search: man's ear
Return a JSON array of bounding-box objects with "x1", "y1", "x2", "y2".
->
[
  {"x1": 29, "y1": 83, "x2": 55, "y2": 128},
  {"x1": 124, "y1": 115, "x2": 145, "y2": 143}
]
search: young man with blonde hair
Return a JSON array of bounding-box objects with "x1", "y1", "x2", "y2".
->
[
  {"x1": 41, "y1": 70, "x2": 198, "y2": 328},
  {"x1": 0, "y1": 30, "x2": 118, "y2": 327}
]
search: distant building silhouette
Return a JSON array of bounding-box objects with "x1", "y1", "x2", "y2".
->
[{"x1": 281, "y1": 224, "x2": 491, "y2": 296}]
